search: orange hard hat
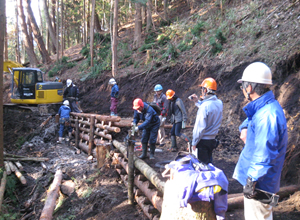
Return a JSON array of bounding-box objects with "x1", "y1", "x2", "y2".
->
[
  {"x1": 166, "y1": 89, "x2": 175, "y2": 99},
  {"x1": 133, "y1": 98, "x2": 144, "y2": 110},
  {"x1": 200, "y1": 77, "x2": 217, "y2": 90}
]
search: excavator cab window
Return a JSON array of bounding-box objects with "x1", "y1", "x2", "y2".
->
[
  {"x1": 37, "y1": 71, "x2": 43, "y2": 82},
  {"x1": 18, "y1": 70, "x2": 37, "y2": 99}
]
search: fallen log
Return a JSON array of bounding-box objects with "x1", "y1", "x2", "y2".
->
[
  {"x1": 15, "y1": 161, "x2": 24, "y2": 171},
  {"x1": 4, "y1": 161, "x2": 11, "y2": 175},
  {"x1": 0, "y1": 171, "x2": 7, "y2": 212},
  {"x1": 40, "y1": 115, "x2": 52, "y2": 128},
  {"x1": 113, "y1": 119, "x2": 193, "y2": 128},
  {"x1": 8, "y1": 162, "x2": 26, "y2": 184},
  {"x1": 4, "y1": 153, "x2": 26, "y2": 158},
  {"x1": 4, "y1": 157, "x2": 49, "y2": 162},
  {"x1": 8, "y1": 161, "x2": 17, "y2": 172},
  {"x1": 40, "y1": 169, "x2": 63, "y2": 220},
  {"x1": 113, "y1": 140, "x2": 165, "y2": 193},
  {"x1": 228, "y1": 184, "x2": 300, "y2": 210}
]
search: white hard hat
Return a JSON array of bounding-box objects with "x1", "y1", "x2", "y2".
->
[
  {"x1": 66, "y1": 79, "x2": 72, "y2": 87},
  {"x1": 63, "y1": 100, "x2": 69, "y2": 106},
  {"x1": 108, "y1": 78, "x2": 116, "y2": 85},
  {"x1": 237, "y1": 62, "x2": 272, "y2": 85}
]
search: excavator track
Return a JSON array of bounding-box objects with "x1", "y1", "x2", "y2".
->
[{"x1": 4, "y1": 103, "x2": 60, "y2": 116}]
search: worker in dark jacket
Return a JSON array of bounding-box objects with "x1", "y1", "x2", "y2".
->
[
  {"x1": 166, "y1": 89, "x2": 191, "y2": 152},
  {"x1": 133, "y1": 98, "x2": 160, "y2": 160},
  {"x1": 57, "y1": 100, "x2": 72, "y2": 143},
  {"x1": 63, "y1": 79, "x2": 82, "y2": 113},
  {"x1": 153, "y1": 84, "x2": 168, "y2": 147},
  {"x1": 109, "y1": 78, "x2": 119, "y2": 116}
]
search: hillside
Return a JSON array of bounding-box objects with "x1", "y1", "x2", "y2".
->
[{"x1": 2, "y1": 0, "x2": 300, "y2": 219}]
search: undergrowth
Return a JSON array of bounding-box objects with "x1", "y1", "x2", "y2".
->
[{"x1": 48, "y1": 56, "x2": 76, "y2": 77}]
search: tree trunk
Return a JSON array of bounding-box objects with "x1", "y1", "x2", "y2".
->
[
  {"x1": 4, "y1": 12, "x2": 8, "y2": 60},
  {"x1": 17, "y1": 0, "x2": 38, "y2": 67},
  {"x1": 25, "y1": 0, "x2": 52, "y2": 64},
  {"x1": 90, "y1": 0, "x2": 95, "y2": 67},
  {"x1": 60, "y1": 0, "x2": 64, "y2": 57},
  {"x1": 39, "y1": 169, "x2": 63, "y2": 220},
  {"x1": 83, "y1": 0, "x2": 87, "y2": 45},
  {"x1": 164, "y1": 0, "x2": 168, "y2": 20},
  {"x1": 0, "y1": 172, "x2": 7, "y2": 212},
  {"x1": 134, "y1": 3, "x2": 142, "y2": 48},
  {"x1": 94, "y1": 11, "x2": 102, "y2": 32},
  {"x1": 146, "y1": 0, "x2": 153, "y2": 32},
  {"x1": 51, "y1": 0, "x2": 57, "y2": 54},
  {"x1": 110, "y1": 0, "x2": 113, "y2": 44},
  {"x1": 112, "y1": 0, "x2": 119, "y2": 77},
  {"x1": 15, "y1": 0, "x2": 21, "y2": 63},
  {"x1": 41, "y1": 0, "x2": 56, "y2": 51},
  {"x1": 56, "y1": 0, "x2": 59, "y2": 61},
  {"x1": 0, "y1": 0, "x2": 5, "y2": 168}
]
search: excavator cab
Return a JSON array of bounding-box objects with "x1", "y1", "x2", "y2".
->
[{"x1": 11, "y1": 68, "x2": 63, "y2": 104}]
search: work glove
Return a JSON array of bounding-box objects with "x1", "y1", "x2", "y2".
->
[
  {"x1": 135, "y1": 127, "x2": 139, "y2": 132},
  {"x1": 243, "y1": 177, "x2": 257, "y2": 199},
  {"x1": 75, "y1": 97, "x2": 79, "y2": 101},
  {"x1": 182, "y1": 121, "x2": 186, "y2": 129},
  {"x1": 161, "y1": 117, "x2": 166, "y2": 123}
]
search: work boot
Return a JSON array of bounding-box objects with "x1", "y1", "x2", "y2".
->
[
  {"x1": 170, "y1": 136, "x2": 177, "y2": 152},
  {"x1": 57, "y1": 137, "x2": 63, "y2": 144},
  {"x1": 149, "y1": 144, "x2": 155, "y2": 160},
  {"x1": 139, "y1": 144, "x2": 148, "y2": 159}
]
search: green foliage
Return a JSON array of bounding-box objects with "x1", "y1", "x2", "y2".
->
[
  {"x1": 160, "y1": 19, "x2": 171, "y2": 27},
  {"x1": 82, "y1": 187, "x2": 93, "y2": 198},
  {"x1": 16, "y1": 136, "x2": 25, "y2": 149},
  {"x1": 48, "y1": 57, "x2": 75, "y2": 77},
  {"x1": 126, "y1": 58, "x2": 134, "y2": 67},
  {"x1": 209, "y1": 37, "x2": 223, "y2": 55},
  {"x1": 80, "y1": 45, "x2": 90, "y2": 57},
  {"x1": 157, "y1": 34, "x2": 171, "y2": 46},
  {"x1": 139, "y1": 43, "x2": 155, "y2": 52},
  {"x1": 0, "y1": 212, "x2": 19, "y2": 220},
  {"x1": 191, "y1": 21, "x2": 205, "y2": 37},
  {"x1": 5, "y1": 174, "x2": 18, "y2": 203},
  {"x1": 177, "y1": 39, "x2": 194, "y2": 52},
  {"x1": 162, "y1": 43, "x2": 178, "y2": 61},
  {"x1": 215, "y1": 29, "x2": 227, "y2": 44},
  {"x1": 145, "y1": 32, "x2": 158, "y2": 44}
]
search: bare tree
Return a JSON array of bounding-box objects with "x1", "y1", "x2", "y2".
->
[
  {"x1": 41, "y1": 0, "x2": 57, "y2": 51},
  {"x1": 95, "y1": 12, "x2": 102, "y2": 32},
  {"x1": 134, "y1": 3, "x2": 142, "y2": 48},
  {"x1": 15, "y1": 0, "x2": 21, "y2": 62},
  {"x1": 146, "y1": 0, "x2": 154, "y2": 32},
  {"x1": 112, "y1": 0, "x2": 119, "y2": 77},
  {"x1": 4, "y1": 11, "x2": 8, "y2": 60},
  {"x1": 51, "y1": 0, "x2": 57, "y2": 54},
  {"x1": 164, "y1": 0, "x2": 168, "y2": 20},
  {"x1": 25, "y1": 0, "x2": 52, "y2": 63},
  {"x1": 83, "y1": 0, "x2": 87, "y2": 45},
  {"x1": 60, "y1": 0, "x2": 64, "y2": 57},
  {"x1": 17, "y1": 0, "x2": 38, "y2": 67},
  {"x1": 56, "y1": 0, "x2": 59, "y2": 61},
  {"x1": 90, "y1": 0, "x2": 95, "y2": 67},
  {"x1": 0, "y1": 0, "x2": 5, "y2": 168}
]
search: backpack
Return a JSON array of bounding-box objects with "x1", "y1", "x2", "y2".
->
[{"x1": 146, "y1": 102, "x2": 161, "y2": 115}]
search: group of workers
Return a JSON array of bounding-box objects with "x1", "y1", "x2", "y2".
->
[
  {"x1": 131, "y1": 62, "x2": 288, "y2": 220},
  {"x1": 56, "y1": 62, "x2": 288, "y2": 220}
]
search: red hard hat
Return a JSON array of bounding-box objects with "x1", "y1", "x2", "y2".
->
[
  {"x1": 200, "y1": 78, "x2": 217, "y2": 90},
  {"x1": 133, "y1": 98, "x2": 144, "y2": 110},
  {"x1": 166, "y1": 89, "x2": 175, "y2": 99}
]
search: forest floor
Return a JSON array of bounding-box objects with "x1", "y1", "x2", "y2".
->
[{"x1": 2, "y1": 0, "x2": 300, "y2": 219}]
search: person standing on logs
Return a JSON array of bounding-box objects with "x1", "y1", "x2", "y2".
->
[
  {"x1": 63, "y1": 79, "x2": 82, "y2": 113},
  {"x1": 189, "y1": 77, "x2": 223, "y2": 164},
  {"x1": 153, "y1": 84, "x2": 168, "y2": 147},
  {"x1": 233, "y1": 62, "x2": 288, "y2": 220},
  {"x1": 132, "y1": 98, "x2": 160, "y2": 160},
  {"x1": 57, "y1": 100, "x2": 72, "y2": 143},
  {"x1": 108, "y1": 78, "x2": 119, "y2": 116},
  {"x1": 166, "y1": 89, "x2": 191, "y2": 152}
]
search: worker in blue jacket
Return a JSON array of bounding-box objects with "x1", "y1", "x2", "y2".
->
[
  {"x1": 133, "y1": 98, "x2": 160, "y2": 160},
  {"x1": 57, "y1": 100, "x2": 73, "y2": 143},
  {"x1": 233, "y1": 62, "x2": 288, "y2": 220},
  {"x1": 109, "y1": 78, "x2": 119, "y2": 116}
]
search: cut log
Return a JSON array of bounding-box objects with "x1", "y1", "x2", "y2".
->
[
  {"x1": 15, "y1": 167, "x2": 27, "y2": 185},
  {"x1": 8, "y1": 161, "x2": 17, "y2": 172},
  {"x1": 40, "y1": 169, "x2": 63, "y2": 220},
  {"x1": 0, "y1": 171, "x2": 7, "y2": 212},
  {"x1": 96, "y1": 145, "x2": 107, "y2": 168},
  {"x1": 15, "y1": 161, "x2": 24, "y2": 171},
  {"x1": 112, "y1": 119, "x2": 193, "y2": 128},
  {"x1": 113, "y1": 140, "x2": 165, "y2": 193},
  {"x1": 40, "y1": 115, "x2": 52, "y2": 128},
  {"x1": 4, "y1": 153, "x2": 26, "y2": 158},
  {"x1": 4, "y1": 161, "x2": 11, "y2": 175},
  {"x1": 5, "y1": 157, "x2": 49, "y2": 162}
]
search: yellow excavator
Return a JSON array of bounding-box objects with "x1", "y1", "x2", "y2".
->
[{"x1": 4, "y1": 60, "x2": 63, "y2": 114}]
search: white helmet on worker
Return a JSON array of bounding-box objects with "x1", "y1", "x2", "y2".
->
[
  {"x1": 237, "y1": 62, "x2": 272, "y2": 85},
  {"x1": 109, "y1": 78, "x2": 116, "y2": 85},
  {"x1": 63, "y1": 100, "x2": 69, "y2": 106},
  {"x1": 66, "y1": 79, "x2": 72, "y2": 87}
]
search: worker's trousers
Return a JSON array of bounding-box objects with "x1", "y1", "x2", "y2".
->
[
  {"x1": 110, "y1": 97, "x2": 118, "y2": 115},
  {"x1": 156, "y1": 115, "x2": 165, "y2": 145},
  {"x1": 244, "y1": 197, "x2": 272, "y2": 220}
]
